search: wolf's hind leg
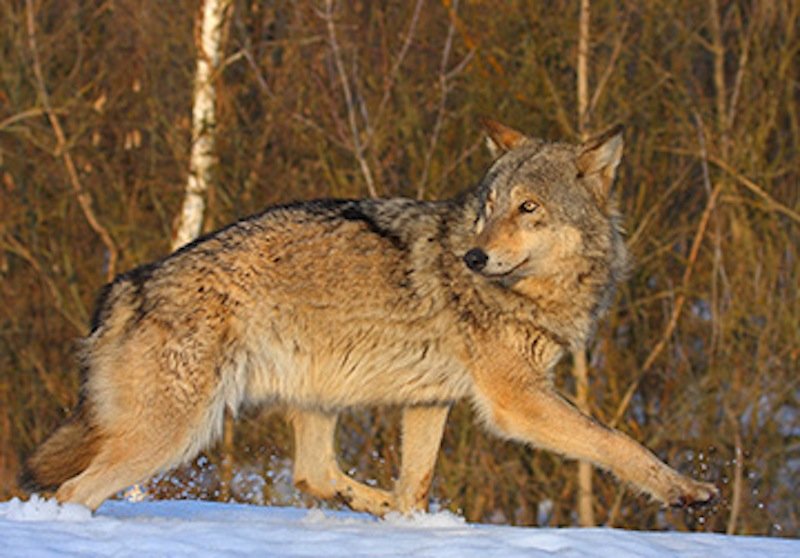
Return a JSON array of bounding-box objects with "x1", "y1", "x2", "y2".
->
[
  {"x1": 55, "y1": 422, "x2": 190, "y2": 511},
  {"x1": 394, "y1": 405, "x2": 449, "y2": 513},
  {"x1": 289, "y1": 408, "x2": 397, "y2": 515},
  {"x1": 54, "y1": 380, "x2": 223, "y2": 511}
]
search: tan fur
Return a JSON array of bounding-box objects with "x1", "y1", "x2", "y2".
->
[
  {"x1": 21, "y1": 404, "x2": 101, "y2": 491},
  {"x1": 24, "y1": 123, "x2": 718, "y2": 515}
]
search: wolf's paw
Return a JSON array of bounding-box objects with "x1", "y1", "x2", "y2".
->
[
  {"x1": 668, "y1": 480, "x2": 719, "y2": 509},
  {"x1": 334, "y1": 487, "x2": 395, "y2": 517}
]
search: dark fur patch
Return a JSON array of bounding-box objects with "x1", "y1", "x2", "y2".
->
[
  {"x1": 251, "y1": 198, "x2": 356, "y2": 221},
  {"x1": 171, "y1": 198, "x2": 403, "y2": 261},
  {"x1": 89, "y1": 282, "x2": 115, "y2": 333},
  {"x1": 122, "y1": 262, "x2": 158, "y2": 326},
  {"x1": 301, "y1": 198, "x2": 356, "y2": 215},
  {"x1": 339, "y1": 205, "x2": 406, "y2": 250},
  {"x1": 90, "y1": 262, "x2": 156, "y2": 333},
  {"x1": 123, "y1": 261, "x2": 156, "y2": 296}
]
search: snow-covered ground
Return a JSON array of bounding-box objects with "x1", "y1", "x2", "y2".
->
[{"x1": 1, "y1": 496, "x2": 798, "y2": 558}]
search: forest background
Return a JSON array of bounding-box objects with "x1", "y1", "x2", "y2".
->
[{"x1": 1, "y1": 0, "x2": 798, "y2": 537}]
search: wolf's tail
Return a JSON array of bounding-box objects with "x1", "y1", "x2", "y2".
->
[{"x1": 20, "y1": 404, "x2": 101, "y2": 492}]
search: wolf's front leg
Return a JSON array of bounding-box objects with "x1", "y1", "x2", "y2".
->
[{"x1": 469, "y1": 352, "x2": 718, "y2": 508}]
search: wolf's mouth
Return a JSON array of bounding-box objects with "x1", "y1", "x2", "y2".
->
[{"x1": 481, "y1": 256, "x2": 530, "y2": 279}]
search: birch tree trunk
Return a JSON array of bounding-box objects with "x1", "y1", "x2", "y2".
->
[
  {"x1": 171, "y1": 0, "x2": 234, "y2": 501},
  {"x1": 172, "y1": 0, "x2": 232, "y2": 252}
]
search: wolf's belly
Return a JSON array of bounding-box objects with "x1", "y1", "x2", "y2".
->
[{"x1": 241, "y1": 323, "x2": 472, "y2": 409}]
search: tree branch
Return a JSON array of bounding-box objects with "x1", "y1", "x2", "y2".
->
[
  {"x1": 577, "y1": 0, "x2": 590, "y2": 138},
  {"x1": 611, "y1": 118, "x2": 723, "y2": 428},
  {"x1": 574, "y1": 0, "x2": 595, "y2": 527},
  {"x1": 322, "y1": 0, "x2": 378, "y2": 198},
  {"x1": 370, "y1": 0, "x2": 426, "y2": 143},
  {"x1": 418, "y1": 0, "x2": 464, "y2": 200},
  {"x1": 25, "y1": 0, "x2": 118, "y2": 282}
]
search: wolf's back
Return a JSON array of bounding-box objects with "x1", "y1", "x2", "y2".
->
[{"x1": 20, "y1": 404, "x2": 100, "y2": 492}]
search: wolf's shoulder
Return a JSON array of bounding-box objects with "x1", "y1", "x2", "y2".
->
[
  {"x1": 248, "y1": 196, "x2": 447, "y2": 223},
  {"x1": 241, "y1": 196, "x2": 464, "y2": 247}
]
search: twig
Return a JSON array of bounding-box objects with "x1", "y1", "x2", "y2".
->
[
  {"x1": 606, "y1": 486, "x2": 626, "y2": 527},
  {"x1": 573, "y1": 345, "x2": 596, "y2": 526},
  {"x1": 435, "y1": 136, "x2": 483, "y2": 194},
  {"x1": 0, "y1": 107, "x2": 49, "y2": 132},
  {"x1": 611, "y1": 136, "x2": 724, "y2": 428},
  {"x1": 662, "y1": 148, "x2": 800, "y2": 225},
  {"x1": 25, "y1": 0, "x2": 118, "y2": 282},
  {"x1": 439, "y1": 0, "x2": 504, "y2": 77},
  {"x1": 370, "y1": 0, "x2": 426, "y2": 141},
  {"x1": 577, "y1": 0, "x2": 590, "y2": 138},
  {"x1": 538, "y1": 61, "x2": 576, "y2": 138},
  {"x1": 323, "y1": 0, "x2": 378, "y2": 198},
  {"x1": 237, "y1": 42, "x2": 348, "y2": 152},
  {"x1": 693, "y1": 112, "x2": 723, "y2": 357},
  {"x1": 726, "y1": 6, "x2": 753, "y2": 132},
  {"x1": 726, "y1": 420, "x2": 744, "y2": 534},
  {"x1": 627, "y1": 166, "x2": 692, "y2": 249},
  {"x1": 710, "y1": 153, "x2": 800, "y2": 224},
  {"x1": 708, "y1": 0, "x2": 728, "y2": 146},
  {"x1": 1, "y1": 234, "x2": 85, "y2": 333},
  {"x1": 418, "y1": 0, "x2": 462, "y2": 200},
  {"x1": 586, "y1": 17, "x2": 629, "y2": 122}
]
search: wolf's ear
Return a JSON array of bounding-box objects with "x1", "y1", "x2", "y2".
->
[
  {"x1": 576, "y1": 125, "x2": 624, "y2": 200},
  {"x1": 482, "y1": 118, "x2": 528, "y2": 157}
]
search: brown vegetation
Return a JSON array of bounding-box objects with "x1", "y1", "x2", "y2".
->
[{"x1": 0, "y1": 0, "x2": 797, "y2": 535}]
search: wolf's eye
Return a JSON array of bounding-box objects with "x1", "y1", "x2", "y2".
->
[{"x1": 519, "y1": 200, "x2": 539, "y2": 214}]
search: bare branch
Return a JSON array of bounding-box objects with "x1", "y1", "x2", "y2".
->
[
  {"x1": 1, "y1": 234, "x2": 85, "y2": 333},
  {"x1": 0, "y1": 107, "x2": 49, "y2": 132},
  {"x1": 25, "y1": 0, "x2": 118, "y2": 282},
  {"x1": 727, "y1": 7, "x2": 754, "y2": 133},
  {"x1": 726, "y1": 419, "x2": 744, "y2": 534},
  {"x1": 418, "y1": 0, "x2": 462, "y2": 200},
  {"x1": 572, "y1": 347, "x2": 595, "y2": 526},
  {"x1": 708, "y1": 0, "x2": 728, "y2": 150},
  {"x1": 577, "y1": 0, "x2": 591, "y2": 139},
  {"x1": 323, "y1": 0, "x2": 378, "y2": 198},
  {"x1": 587, "y1": 17, "x2": 629, "y2": 122},
  {"x1": 539, "y1": 61, "x2": 575, "y2": 138},
  {"x1": 435, "y1": 135, "x2": 483, "y2": 194},
  {"x1": 664, "y1": 149, "x2": 800, "y2": 225},
  {"x1": 611, "y1": 115, "x2": 724, "y2": 428},
  {"x1": 370, "y1": 0, "x2": 426, "y2": 140}
]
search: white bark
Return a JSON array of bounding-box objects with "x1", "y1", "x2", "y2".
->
[{"x1": 172, "y1": 0, "x2": 231, "y2": 251}]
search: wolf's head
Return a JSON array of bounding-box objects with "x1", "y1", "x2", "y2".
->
[{"x1": 464, "y1": 121, "x2": 629, "y2": 311}]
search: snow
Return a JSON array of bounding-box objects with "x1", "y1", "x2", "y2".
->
[{"x1": 1, "y1": 496, "x2": 798, "y2": 558}]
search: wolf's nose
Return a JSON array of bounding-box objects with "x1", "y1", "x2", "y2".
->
[{"x1": 464, "y1": 248, "x2": 488, "y2": 271}]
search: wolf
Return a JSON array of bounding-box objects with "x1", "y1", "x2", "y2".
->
[{"x1": 23, "y1": 121, "x2": 718, "y2": 515}]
